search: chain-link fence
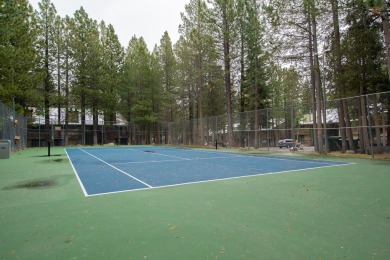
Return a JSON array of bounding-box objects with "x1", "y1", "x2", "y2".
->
[
  {"x1": 27, "y1": 91, "x2": 390, "y2": 156},
  {"x1": 163, "y1": 91, "x2": 390, "y2": 154},
  {"x1": 0, "y1": 101, "x2": 27, "y2": 151}
]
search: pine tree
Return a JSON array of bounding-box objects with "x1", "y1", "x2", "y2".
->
[
  {"x1": 208, "y1": 0, "x2": 238, "y2": 147},
  {"x1": 341, "y1": 0, "x2": 387, "y2": 153},
  {"x1": 179, "y1": 0, "x2": 211, "y2": 144},
  {"x1": 36, "y1": 0, "x2": 57, "y2": 140},
  {"x1": 0, "y1": 0, "x2": 39, "y2": 112},
  {"x1": 264, "y1": 0, "x2": 329, "y2": 152},
  {"x1": 70, "y1": 7, "x2": 102, "y2": 145},
  {"x1": 119, "y1": 36, "x2": 138, "y2": 143},
  {"x1": 121, "y1": 37, "x2": 157, "y2": 144},
  {"x1": 52, "y1": 15, "x2": 65, "y2": 124},
  {"x1": 150, "y1": 46, "x2": 164, "y2": 144},
  {"x1": 99, "y1": 22, "x2": 124, "y2": 143},
  {"x1": 178, "y1": 0, "x2": 226, "y2": 145},
  {"x1": 237, "y1": 0, "x2": 268, "y2": 148},
  {"x1": 158, "y1": 32, "x2": 177, "y2": 122},
  {"x1": 62, "y1": 16, "x2": 73, "y2": 146}
]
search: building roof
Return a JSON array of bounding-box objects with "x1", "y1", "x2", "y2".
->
[
  {"x1": 30, "y1": 107, "x2": 127, "y2": 126},
  {"x1": 300, "y1": 109, "x2": 339, "y2": 125}
]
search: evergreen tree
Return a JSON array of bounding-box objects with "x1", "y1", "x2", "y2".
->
[
  {"x1": 70, "y1": 7, "x2": 102, "y2": 145},
  {"x1": 119, "y1": 36, "x2": 138, "y2": 139},
  {"x1": 236, "y1": 0, "x2": 268, "y2": 147},
  {"x1": 62, "y1": 16, "x2": 74, "y2": 145},
  {"x1": 264, "y1": 0, "x2": 329, "y2": 152},
  {"x1": 99, "y1": 22, "x2": 124, "y2": 143},
  {"x1": 150, "y1": 46, "x2": 164, "y2": 144},
  {"x1": 208, "y1": 0, "x2": 238, "y2": 147},
  {"x1": 179, "y1": 0, "x2": 225, "y2": 144},
  {"x1": 341, "y1": 0, "x2": 387, "y2": 153},
  {"x1": 179, "y1": 0, "x2": 208, "y2": 144},
  {"x1": 121, "y1": 37, "x2": 157, "y2": 144},
  {"x1": 52, "y1": 14, "x2": 65, "y2": 124},
  {"x1": 158, "y1": 31, "x2": 177, "y2": 122},
  {"x1": 0, "y1": 0, "x2": 39, "y2": 112},
  {"x1": 36, "y1": 0, "x2": 57, "y2": 139},
  {"x1": 174, "y1": 36, "x2": 193, "y2": 121}
]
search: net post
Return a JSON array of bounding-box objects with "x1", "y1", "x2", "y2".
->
[{"x1": 48, "y1": 141, "x2": 51, "y2": 157}]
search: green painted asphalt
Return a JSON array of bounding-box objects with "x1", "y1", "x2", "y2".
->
[{"x1": 0, "y1": 147, "x2": 389, "y2": 259}]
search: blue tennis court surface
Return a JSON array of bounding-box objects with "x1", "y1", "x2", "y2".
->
[{"x1": 66, "y1": 146, "x2": 350, "y2": 196}]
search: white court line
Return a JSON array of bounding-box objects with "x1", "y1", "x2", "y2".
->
[
  {"x1": 65, "y1": 149, "x2": 89, "y2": 197},
  {"x1": 79, "y1": 148, "x2": 153, "y2": 188}
]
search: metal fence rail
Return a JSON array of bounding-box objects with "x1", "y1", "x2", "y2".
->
[{"x1": 0, "y1": 101, "x2": 27, "y2": 151}]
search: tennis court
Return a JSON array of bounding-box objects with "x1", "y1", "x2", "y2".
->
[
  {"x1": 1, "y1": 146, "x2": 390, "y2": 259},
  {"x1": 66, "y1": 146, "x2": 350, "y2": 196}
]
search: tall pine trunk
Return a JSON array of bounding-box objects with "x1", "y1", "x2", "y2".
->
[
  {"x1": 64, "y1": 45, "x2": 69, "y2": 146},
  {"x1": 331, "y1": 0, "x2": 348, "y2": 152},
  {"x1": 307, "y1": 5, "x2": 318, "y2": 150},
  {"x1": 81, "y1": 90, "x2": 86, "y2": 146},
  {"x1": 253, "y1": 50, "x2": 259, "y2": 149},
  {"x1": 57, "y1": 40, "x2": 61, "y2": 126},
  {"x1": 44, "y1": 22, "x2": 51, "y2": 145},
  {"x1": 359, "y1": 80, "x2": 370, "y2": 154},
  {"x1": 311, "y1": 9, "x2": 324, "y2": 153},
  {"x1": 342, "y1": 99, "x2": 355, "y2": 150},
  {"x1": 381, "y1": 3, "x2": 390, "y2": 84},
  {"x1": 222, "y1": 1, "x2": 234, "y2": 148},
  {"x1": 239, "y1": 27, "x2": 246, "y2": 147}
]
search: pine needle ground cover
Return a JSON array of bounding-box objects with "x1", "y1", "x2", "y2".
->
[{"x1": 0, "y1": 147, "x2": 389, "y2": 259}]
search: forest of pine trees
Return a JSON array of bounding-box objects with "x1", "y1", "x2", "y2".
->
[{"x1": 1, "y1": 0, "x2": 390, "y2": 152}]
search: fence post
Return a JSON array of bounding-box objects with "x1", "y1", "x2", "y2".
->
[
  {"x1": 101, "y1": 123, "x2": 104, "y2": 145},
  {"x1": 215, "y1": 116, "x2": 217, "y2": 144},
  {"x1": 1, "y1": 103, "x2": 4, "y2": 139},
  {"x1": 266, "y1": 108, "x2": 270, "y2": 151},
  {"x1": 366, "y1": 94, "x2": 374, "y2": 159},
  {"x1": 246, "y1": 111, "x2": 248, "y2": 149}
]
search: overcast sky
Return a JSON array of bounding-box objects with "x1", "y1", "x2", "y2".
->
[{"x1": 28, "y1": 0, "x2": 189, "y2": 50}]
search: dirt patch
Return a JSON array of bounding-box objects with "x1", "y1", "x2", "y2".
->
[{"x1": 2, "y1": 175, "x2": 71, "y2": 191}]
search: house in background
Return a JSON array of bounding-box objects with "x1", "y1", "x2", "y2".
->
[
  {"x1": 27, "y1": 108, "x2": 128, "y2": 147},
  {"x1": 298, "y1": 110, "x2": 340, "y2": 145}
]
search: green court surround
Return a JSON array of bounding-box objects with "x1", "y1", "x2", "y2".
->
[{"x1": 1, "y1": 147, "x2": 389, "y2": 259}]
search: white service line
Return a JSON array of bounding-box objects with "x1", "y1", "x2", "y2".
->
[{"x1": 79, "y1": 148, "x2": 153, "y2": 188}]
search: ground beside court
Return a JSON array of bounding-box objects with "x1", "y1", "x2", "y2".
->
[{"x1": 1, "y1": 146, "x2": 390, "y2": 259}]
